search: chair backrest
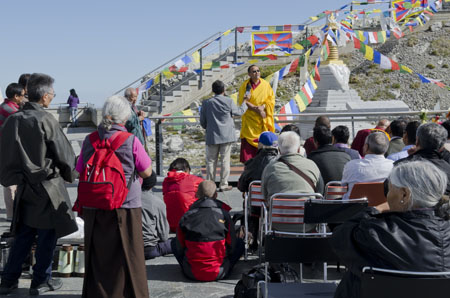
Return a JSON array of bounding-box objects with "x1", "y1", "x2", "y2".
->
[
  {"x1": 361, "y1": 267, "x2": 450, "y2": 298},
  {"x1": 349, "y1": 182, "x2": 386, "y2": 206},
  {"x1": 248, "y1": 180, "x2": 263, "y2": 209},
  {"x1": 325, "y1": 181, "x2": 348, "y2": 200},
  {"x1": 264, "y1": 235, "x2": 339, "y2": 263},
  {"x1": 304, "y1": 198, "x2": 368, "y2": 224},
  {"x1": 268, "y1": 193, "x2": 323, "y2": 229}
]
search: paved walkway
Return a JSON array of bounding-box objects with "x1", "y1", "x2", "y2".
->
[{"x1": 0, "y1": 127, "x2": 343, "y2": 297}]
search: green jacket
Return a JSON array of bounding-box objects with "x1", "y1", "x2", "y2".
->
[{"x1": 125, "y1": 104, "x2": 145, "y2": 146}]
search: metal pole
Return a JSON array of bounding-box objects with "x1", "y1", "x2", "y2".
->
[
  {"x1": 219, "y1": 32, "x2": 222, "y2": 56},
  {"x1": 351, "y1": 116, "x2": 355, "y2": 139},
  {"x1": 199, "y1": 48, "x2": 203, "y2": 89},
  {"x1": 156, "y1": 73, "x2": 164, "y2": 176},
  {"x1": 155, "y1": 120, "x2": 163, "y2": 176},
  {"x1": 234, "y1": 27, "x2": 238, "y2": 63}
]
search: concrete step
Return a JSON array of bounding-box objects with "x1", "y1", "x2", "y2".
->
[
  {"x1": 172, "y1": 90, "x2": 183, "y2": 97},
  {"x1": 188, "y1": 80, "x2": 198, "y2": 86},
  {"x1": 181, "y1": 85, "x2": 191, "y2": 91},
  {"x1": 165, "y1": 96, "x2": 176, "y2": 103}
]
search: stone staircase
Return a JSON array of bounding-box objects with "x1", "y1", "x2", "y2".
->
[{"x1": 140, "y1": 55, "x2": 240, "y2": 116}]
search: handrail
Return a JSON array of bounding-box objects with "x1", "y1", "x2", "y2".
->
[
  {"x1": 114, "y1": 30, "x2": 226, "y2": 95},
  {"x1": 147, "y1": 110, "x2": 448, "y2": 121}
]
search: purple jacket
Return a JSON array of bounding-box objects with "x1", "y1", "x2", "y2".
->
[{"x1": 67, "y1": 95, "x2": 79, "y2": 108}]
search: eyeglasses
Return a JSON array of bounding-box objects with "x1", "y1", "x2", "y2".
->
[
  {"x1": 47, "y1": 92, "x2": 56, "y2": 98},
  {"x1": 252, "y1": 69, "x2": 260, "y2": 73}
]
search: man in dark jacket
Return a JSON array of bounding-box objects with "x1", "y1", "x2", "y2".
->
[
  {"x1": 172, "y1": 180, "x2": 244, "y2": 281},
  {"x1": 238, "y1": 131, "x2": 278, "y2": 193},
  {"x1": 308, "y1": 125, "x2": 351, "y2": 185},
  {"x1": 0, "y1": 73, "x2": 78, "y2": 295},
  {"x1": 385, "y1": 119, "x2": 406, "y2": 156},
  {"x1": 395, "y1": 122, "x2": 450, "y2": 194}
]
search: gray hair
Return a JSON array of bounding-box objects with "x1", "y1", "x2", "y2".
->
[
  {"x1": 278, "y1": 131, "x2": 301, "y2": 155},
  {"x1": 417, "y1": 123, "x2": 448, "y2": 151},
  {"x1": 27, "y1": 73, "x2": 54, "y2": 102},
  {"x1": 124, "y1": 88, "x2": 135, "y2": 101},
  {"x1": 101, "y1": 95, "x2": 131, "y2": 130},
  {"x1": 389, "y1": 161, "x2": 447, "y2": 210},
  {"x1": 365, "y1": 131, "x2": 389, "y2": 154}
]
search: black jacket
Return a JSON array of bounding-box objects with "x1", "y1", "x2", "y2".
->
[
  {"x1": 331, "y1": 208, "x2": 450, "y2": 298},
  {"x1": 395, "y1": 149, "x2": 450, "y2": 194},
  {"x1": 308, "y1": 144, "x2": 351, "y2": 185},
  {"x1": 238, "y1": 147, "x2": 278, "y2": 192},
  {"x1": 0, "y1": 102, "x2": 78, "y2": 237}
]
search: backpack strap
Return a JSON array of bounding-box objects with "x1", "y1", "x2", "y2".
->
[
  {"x1": 109, "y1": 131, "x2": 132, "y2": 151},
  {"x1": 278, "y1": 157, "x2": 317, "y2": 193},
  {"x1": 108, "y1": 131, "x2": 135, "y2": 189},
  {"x1": 88, "y1": 131, "x2": 101, "y2": 148}
]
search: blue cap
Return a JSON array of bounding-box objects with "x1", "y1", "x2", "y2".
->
[{"x1": 255, "y1": 131, "x2": 278, "y2": 146}]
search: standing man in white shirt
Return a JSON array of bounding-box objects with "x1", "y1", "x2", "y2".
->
[{"x1": 341, "y1": 132, "x2": 394, "y2": 199}]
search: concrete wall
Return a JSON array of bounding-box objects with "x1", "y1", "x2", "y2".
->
[{"x1": 46, "y1": 107, "x2": 98, "y2": 127}]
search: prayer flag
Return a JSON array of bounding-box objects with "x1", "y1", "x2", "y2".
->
[
  {"x1": 236, "y1": 27, "x2": 244, "y2": 33},
  {"x1": 364, "y1": 45, "x2": 374, "y2": 61},
  {"x1": 223, "y1": 29, "x2": 232, "y2": 36},
  {"x1": 178, "y1": 66, "x2": 188, "y2": 72},
  {"x1": 252, "y1": 26, "x2": 260, "y2": 30},
  {"x1": 313, "y1": 63, "x2": 321, "y2": 81},
  {"x1": 192, "y1": 51, "x2": 200, "y2": 63},
  {"x1": 293, "y1": 43, "x2": 304, "y2": 50},
  {"x1": 181, "y1": 109, "x2": 196, "y2": 123},
  {"x1": 294, "y1": 93, "x2": 307, "y2": 111},
  {"x1": 154, "y1": 74, "x2": 160, "y2": 85},
  {"x1": 275, "y1": 26, "x2": 283, "y2": 31},
  {"x1": 400, "y1": 64, "x2": 413, "y2": 73},
  {"x1": 284, "y1": 25, "x2": 292, "y2": 31},
  {"x1": 248, "y1": 59, "x2": 259, "y2": 64},
  {"x1": 297, "y1": 25, "x2": 305, "y2": 31}
]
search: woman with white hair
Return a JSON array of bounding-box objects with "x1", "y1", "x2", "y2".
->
[
  {"x1": 75, "y1": 95, "x2": 152, "y2": 298},
  {"x1": 331, "y1": 160, "x2": 450, "y2": 298}
]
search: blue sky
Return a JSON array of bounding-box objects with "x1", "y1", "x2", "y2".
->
[{"x1": 0, "y1": 0, "x2": 351, "y2": 107}]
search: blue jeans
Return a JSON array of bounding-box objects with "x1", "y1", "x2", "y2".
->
[
  {"x1": 2, "y1": 224, "x2": 57, "y2": 286},
  {"x1": 69, "y1": 107, "x2": 78, "y2": 124}
]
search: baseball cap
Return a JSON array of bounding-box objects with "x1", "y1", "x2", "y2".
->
[{"x1": 254, "y1": 131, "x2": 278, "y2": 146}]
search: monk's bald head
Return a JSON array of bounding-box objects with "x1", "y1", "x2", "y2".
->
[{"x1": 197, "y1": 181, "x2": 217, "y2": 199}]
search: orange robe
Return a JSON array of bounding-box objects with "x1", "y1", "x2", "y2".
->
[{"x1": 238, "y1": 79, "x2": 275, "y2": 148}]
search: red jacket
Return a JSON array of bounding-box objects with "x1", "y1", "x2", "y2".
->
[
  {"x1": 174, "y1": 198, "x2": 235, "y2": 281},
  {"x1": 162, "y1": 171, "x2": 203, "y2": 231}
]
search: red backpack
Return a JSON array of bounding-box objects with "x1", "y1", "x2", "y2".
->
[{"x1": 73, "y1": 131, "x2": 133, "y2": 213}]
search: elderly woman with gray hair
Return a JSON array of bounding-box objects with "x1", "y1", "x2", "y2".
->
[
  {"x1": 75, "y1": 95, "x2": 152, "y2": 298},
  {"x1": 332, "y1": 161, "x2": 450, "y2": 298}
]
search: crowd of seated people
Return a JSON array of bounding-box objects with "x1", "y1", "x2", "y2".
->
[{"x1": 3, "y1": 75, "x2": 450, "y2": 296}]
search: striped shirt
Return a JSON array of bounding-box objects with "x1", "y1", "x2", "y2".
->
[{"x1": 0, "y1": 99, "x2": 19, "y2": 128}]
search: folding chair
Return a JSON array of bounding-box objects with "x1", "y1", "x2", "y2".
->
[
  {"x1": 256, "y1": 198, "x2": 339, "y2": 298},
  {"x1": 259, "y1": 193, "x2": 330, "y2": 280},
  {"x1": 349, "y1": 182, "x2": 386, "y2": 206},
  {"x1": 304, "y1": 198, "x2": 368, "y2": 225},
  {"x1": 243, "y1": 180, "x2": 263, "y2": 260},
  {"x1": 324, "y1": 181, "x2": 348, "y2": 200},
  {"x1": 361, "y1": 267, "x2": 450, "y2": 298}
]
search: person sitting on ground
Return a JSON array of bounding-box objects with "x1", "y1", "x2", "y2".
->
[
  {"x1": 387, "y1": 120, "x2": 420, "y2": 161},
  {"x1": 331, "y1": 125, "x2": 361, "y2": 160},
  {"x1": 308, "y1": 125, "x2": 351, "y2": 185},
  {"x1": 331, "y1": 161, "x2": 450, "y2": 298},
  {"x1": 142, "y1": 171, "x2": 172, "y2": 260},
  {"x1": 385, "y1": 119, "x2": 407, "y2": 156},
  {"x1": 351, "y1": 119, "x2": 390, "y2": 157},
  {"x1": 395, "y1": 123, "x2": 450, "y2": 194},
  {"x1": 162, "y1": 157, "x2": 203, "y2": 232},
  {"x1": 172, "y1": 180, "x2": 244, "y2": 281},
  {"x1": 342, "y1": 131, "x2": 393, "y2": 200},
  {"x1": 262, "y1": 131, "x2": 323, "y2": 233},
  {"x1": 303, "y1": 116, "x2": 330, "y2": 156}
]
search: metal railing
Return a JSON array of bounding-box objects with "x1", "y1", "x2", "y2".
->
[{"x1": 149, "y1": 109, "x2": 447, "y2": 175}]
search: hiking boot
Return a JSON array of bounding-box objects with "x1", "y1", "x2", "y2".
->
[
  {"x1": 0, "y1": 280, "x2": 18, "y2": 295},
  {"x1": 29, "y1": 278, "x2": 62, "y2": 296}
]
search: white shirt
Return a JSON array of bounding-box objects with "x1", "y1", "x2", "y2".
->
[{"x1": 341, "y1": 154, "x2": 394, "y2": 200}]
